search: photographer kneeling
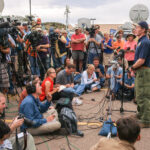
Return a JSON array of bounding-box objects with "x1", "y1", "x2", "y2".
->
[
  {"x1": 19, "y1": 80, "x2": 61, "y2": 135},
  {"x1": 0, "y1": 93, "x2": 36, "y2": 150},
  {"x1": 117, "y1": 68, "x2": 135, "y2": 101}
]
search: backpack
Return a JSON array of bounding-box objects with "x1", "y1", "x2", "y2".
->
[
  {"x1": 117, "y1": 87, "x2": 134, "y2": 101},
  {"x1": 56, "y1": 98, "x2": 79, "y2": 135}
]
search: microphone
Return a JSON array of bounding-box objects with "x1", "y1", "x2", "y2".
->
[
  {"x1": 127, "y1": 47, "x2": 130, "y2": 51},
  {"x1": 116, "y1": 46, "x2": 120, "y2": 50}
]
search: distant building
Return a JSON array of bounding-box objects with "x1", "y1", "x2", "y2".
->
[{"x1": 96, "y1": 24, "x2": 123, "y2": 34}]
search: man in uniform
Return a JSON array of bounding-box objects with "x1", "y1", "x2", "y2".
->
[{"x1": 131, "y1": 21, "x2": 150, "y2": 128}]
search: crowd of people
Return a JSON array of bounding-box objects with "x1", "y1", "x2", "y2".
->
[
  {"x1": 0, "y1": 18, "x2": 139, "y2": 101},
  {"x1": 0, "y1": 18, "x2": 150, "y2": 149}
]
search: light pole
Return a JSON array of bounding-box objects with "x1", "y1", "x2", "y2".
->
[
  {"x1": 64, "y1": 5, "x2": 71, "y2": 31},
  {"x1": 29, "y1": 0, "x2": 31, "y2": 18}
]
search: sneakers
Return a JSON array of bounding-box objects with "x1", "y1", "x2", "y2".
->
[
  {"x1": 72, "y1": 98, "x2": 83, "y2": 106},
  {"x1": 86, "y1": 90, "x2": 92, "y2": 93}
]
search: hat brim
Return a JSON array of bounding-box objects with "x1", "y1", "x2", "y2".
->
[{"x1": 126, "y1": 34, "x2": 136, "y2": 39}]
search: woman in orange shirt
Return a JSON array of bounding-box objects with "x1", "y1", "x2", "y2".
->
[{"x1": 39, "y1": 68, "x2": 58, "y2": 101}]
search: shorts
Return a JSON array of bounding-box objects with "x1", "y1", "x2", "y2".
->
[
  {"x1": 72, "y1": 50, "x2": 84, "y2": 60},
  {"x1": 103, "y1": 53, "x2": 114, "y2": 66}
]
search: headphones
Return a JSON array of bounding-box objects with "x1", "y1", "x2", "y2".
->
[{"x1": 26, "y1": 81, "x2": 36, "y2": 94}]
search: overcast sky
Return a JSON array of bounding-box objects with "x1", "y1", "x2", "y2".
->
[{"x1": 1, "y1": 0, "x2": 150, "y2": 25}]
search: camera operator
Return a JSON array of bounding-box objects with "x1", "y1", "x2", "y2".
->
[
  {"x1": 86, "y1": 26, "x2": 102, "y2": 64},
  {"x1": 14, "y1": 26, "x2": 25, "y2": 76},
  {"x1": 118, "y1": 68, "x2": 135, "y2": 101},
  {"x1": 36, "y1": 28, "x2": 50, "y2": 80},
  {"x1": 0, "y1": 93, "x2": 36, "y2": 150},
  {"x1": 54, "y1": 28, "x2": 67, "y2": 67},
  {"x1": 19, "y1": 80, "x2": 61, "y2": 135},
  {"x1": 0, "y1": 45, "x2": 10, "y2": 92},
  {"x1": 7, "y1": 34, "x2": 16, "y2": 95}
]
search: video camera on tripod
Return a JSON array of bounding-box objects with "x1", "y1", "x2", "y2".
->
[
  {"x1": 86, "y1": 25, "x2": 97, "y2": 38},
  {"x1": 24, "y1": 30, "x2": 43, "y2": 50},
  {"x1": 0, "y1": 21, "x2": 21, "y2": 48}
]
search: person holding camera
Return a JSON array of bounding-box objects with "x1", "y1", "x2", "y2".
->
[
  {"x1": 86, "y1": 27, "x2": 102, "y2": 64},
  {"x1": 36, "y1": 28, "x2": 50, "y2": 80},
  {"x1": 54, "y1": 29, "x2": 67, "y2": 66},
  {"x1": 19, "y1": 80, "x2": 61, "y2": 135},
  {"x1": 0, "y1": 93, "x2": 36, "y2": 150},
  {"x1": 106, "y1": 63, "x2": 123, "y2": 99},
  {"x1": 117, "y1": 68, "x2": 135, "y2": 101},
  {"x1": 123, "y1": 33, "x2": 137, "y2": 66}
]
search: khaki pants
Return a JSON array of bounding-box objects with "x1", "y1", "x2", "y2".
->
[
  {"x1": 27, "y1": 109, "x2": 61, "y2": 135},
  {"x1": 103, "y1": 53, "x2": 114, "y2": 66},
  {"x1": 4, "y1": 133, "x2": 36, "y2": 150},
  {"x1": 135, "y1": 68, "x2": 150, "y2": 124}
]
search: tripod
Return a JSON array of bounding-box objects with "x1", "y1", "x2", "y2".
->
[
  {"x1": 112, "y1": 51, "x2": 136, "y2": 114},
  {"x1": 86, "y1": 39, "x2": 101, "y2": 65}
]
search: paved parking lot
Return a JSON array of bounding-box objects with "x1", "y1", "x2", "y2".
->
[{"x1": 6, "y1": 88, "x2": 150, "y2": 150}]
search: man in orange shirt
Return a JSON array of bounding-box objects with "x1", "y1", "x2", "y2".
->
[{"x1": 113, "y1": 35, "x2": 125, "y2": 53}]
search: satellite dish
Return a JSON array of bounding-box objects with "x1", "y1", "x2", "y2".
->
[
  {"x1": 121, "y1": 22, "x2": 133, "y2": 30},
  {"x1": 130, "y1": 4, "x2": 149, "y2": 23},
  {"x1": 78, "y1": 18, "x2": 91, "y2": 29},
  {"x1": 0, "y1": 0, "x2": 4, "y2": 14}
]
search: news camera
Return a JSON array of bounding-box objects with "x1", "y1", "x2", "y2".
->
[
  {"x1": 0, "y1": 22, "x2": 20, "y2": 48},
  {"x1": 86, "y1": 25, "x2": 97, "y2": 38},
  {"x1": 24, "y1": 30, "x2": 43, "y2": 49},
  {"x1": 18, "y1": 113, "x2": 35, "y2": 127}
]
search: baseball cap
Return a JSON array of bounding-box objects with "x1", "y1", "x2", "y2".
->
[
  {"x1": 75, "y1": 26, "x2": 80, "y2": 30},
  {"x1": 135, "y1": 21, "x2": 149, "y2": 30},
  {"x1": 36, "y1": 28, "x2": 42, "y2": 31}
]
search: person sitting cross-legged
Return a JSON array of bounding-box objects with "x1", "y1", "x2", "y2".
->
[
  {"x1": 117, "y1": 68, "x2": 135, "y2": 101},
  {"x1": 93, "y1": 57, "x2": 105, "y2": 87},
  {"x1": 81, "y1": 64, "x2": 101, "y2": 93},
  {"x1": 56, "y1": 64, "x2": 85, "y2": 97},
  {"x1": 0, "y1": 92, "x2": 36, "y2": 150},
  {"x1": 19, "y1": 80, "x2": 61, "y2": 135}
]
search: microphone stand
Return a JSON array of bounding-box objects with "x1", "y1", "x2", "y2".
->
[{"x1": 112, "y1": 51, "x2": 136, "y2": 114}]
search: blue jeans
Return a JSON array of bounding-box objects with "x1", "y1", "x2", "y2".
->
[
  {"x1": 74, "y1": 74, "x2": 81, "y2": 82},
  {"x1": 62, "y1": 84, "x2": 85, "y2": 96},
  {"x1": 61, "y1": 55, "x2": 66, "y2": 65},
  {"x1": 85, "y1": 83, "x2": 101, "y2": 91},
  {"x1": 51, "y1": 48, "x2": 59, "y2": 68},
  {"x1": 28, "y1": 55, "x2": 40, "y2": 76},
  {"x1": 99, "y1": 77, "x2": 105, "y2": 87},
  {"x1": 88, "y1": 52, "x2": 101, "y2": 64}
]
